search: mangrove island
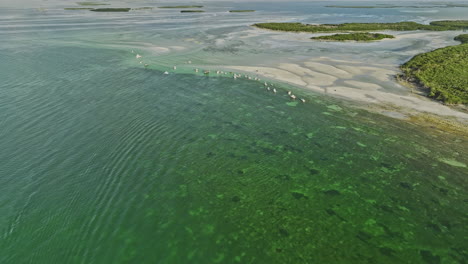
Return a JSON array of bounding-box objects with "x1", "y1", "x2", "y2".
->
[
  {"x1": 311, "y1": 32, "x2": 395, "y2": 41},
  {"x1": 159, "y1": 6, "x2": 203, "y2": 9},
  {"x1": 253, "y1": 21, "x2": 468, "y2": 33},
  {"x1": 399, "y1": 34, "x2": 468, "y2": 104},
  {"x1": 229, "y1": 10, "x2": 255, "y2": 13},
  {"x1": 90, "y1": 8, "x2": 131, "y2": 12}
]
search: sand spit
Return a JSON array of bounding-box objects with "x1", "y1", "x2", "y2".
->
[{"x1": 224, "y1": 58, "x2": 468, "y2": 127}]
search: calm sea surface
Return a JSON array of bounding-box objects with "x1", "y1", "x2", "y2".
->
[{"x1": 0, "y1": 1, "x2": 467, "y2": 263}]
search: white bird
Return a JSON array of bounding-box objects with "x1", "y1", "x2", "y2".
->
[
  {"x1": 173, "y1": 66, "x2": 177, "y2": 70},
  {"x1": 131, "y1": 50, "x2": 134, "y2": 53},
  {"x1": 273, "y1": 88, "x2": 277, "y2": 93},
  {"x1": 139, "y1": 61, "x2": 143, "y2": 64},
  {"x1": 234, "y1": 75, "x2": 237, "y2": 79},
  {"x1": 136, "y1": 54, "x2": 142, "y2": 59},
  {"x1": 164, "y1": 71, "x2": 169, "y2": 75},
  {"x1": 300, "y1": 98, "x2": 306, "y2": 103},
  {"x1": 287, "y1": 91, "x2": 292, "y2": 95},
  {"x1": 216, "y1": 70, "x2": 220, "y2": 74},
  {"x1": 144, "y1": 64, "x2": 149, "y2": 67},
  {"x1": 267, "y1": 87, "x2": 271, "y2": 91},
  {"x1": 195, "y1": 68, "x2": 199, "y2": 72},
  {"x1": 248, "y1": 77, "x2": 252, "y2": 80},
  {"x1": 264, "y1": 82, "x2": 268, "y2": 86},
  {"x1": 188, "y1": 60, "x2": 192, "y2": 64},
  {"x1": 290, "y1": 94, "x2": 297, "y2": 100}
]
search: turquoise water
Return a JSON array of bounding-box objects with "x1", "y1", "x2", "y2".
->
[{"x1": 1, "y1": 1, "x2": 467, "y2": 263}]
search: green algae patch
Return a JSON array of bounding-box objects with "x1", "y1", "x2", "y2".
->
[
  {"x1": 306, "y1": 132, "x2": 314, "y2": 139},
  {"x1": 438, "y1": 158, "x2": 467, "y2": 168},
  {"x1": 286, "y1": 101, "x2": 298, "y2": 107}
]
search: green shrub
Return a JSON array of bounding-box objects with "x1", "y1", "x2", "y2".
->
[{"x1": 401, "y1": 44, "x2": 468, "y2": 104}]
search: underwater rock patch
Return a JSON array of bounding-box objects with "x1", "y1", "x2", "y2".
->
[
  {"x1": 278, "y1": 228, "x2": 290, "y2": 237},
  {"x1": 308, "y1": 168, "x2": 320, "y2": 175},
  {"x1": 379, "y1": 247, "x2": 396, "y2": 257},
  {"x1": 323, "y1": 189, "x2": 341, "y2": 196},
  {"x1": 291, "y1": 191, "x2": 308, "y2": 200},
  {"x1": 399, "y1": 182, "x2": 413, "y2": 190},
  {"x1": 356, "y1": 231, "x2": 373, "y2": 244},
  {"x1": 420, "y1": 250, "x2": 441, "y2": 264}
]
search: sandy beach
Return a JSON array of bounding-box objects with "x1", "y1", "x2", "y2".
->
[{"x1": 223, "y1": 56, "x2": 468, "y2": 127}]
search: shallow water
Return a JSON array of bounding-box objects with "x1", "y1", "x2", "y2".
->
[{"x1": 0, "y1": 1, "x2": 467, "y2": 263}]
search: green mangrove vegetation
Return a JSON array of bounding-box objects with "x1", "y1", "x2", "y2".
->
[
  {"x1": 158, "y1": 5, "x2": 203, "y2": 9},
  {"x1": 454, "y1": 34, "x2": 468, "y2": 44},
  {"x1": 90, "y1": 8, "x2": 131, "y2": 12},
  {"x1": 229, "y1": 10, "x2": 255, "y2": 12},
  {"x1": 400, "y1": 37, "x2": 468, "y2": 104},
  {"x1": 325, "y1": 5, "x2": 401, "y2": 8},
  {"x1": 253, "y1": 20, "x2": 468, "y2": 33},
  {"x1": 76, "y1": 1, "x2": 109, "y2": 5},
  {"x1": 180, "y1": 10, "x2": 205, "y2": 13},
  {"x1": 311, "y1": 32, "x2": 395, "y2": 41}
]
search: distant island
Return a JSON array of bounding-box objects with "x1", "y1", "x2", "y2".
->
[
  {"x1": 180, "y1": 10, "x2": 205, "y2": 13},
  {"x1": 253, "y1": 21, "x2": 468, "y2": 33},
  {"x1": 132, "y1": 7, "x2": 153, "y2": 10},
  {"x1": 90, "y1": 8, "x2": 131, "y2": 12},
  {"x1": 159, "y1": 5, "x2": 203, "y2": 9},
  {"x1": 325, "y1": 4, "x2": 468, "y2": 8},
  {"x1": 311, "y1": 32, "x2": 394, "y2": 41},
  {"x1": 399, "y1": 34, "x2": 468, "y2": 104},
  {"x1": 229, "y1": 10, "x2": 255, "y2": 13}
]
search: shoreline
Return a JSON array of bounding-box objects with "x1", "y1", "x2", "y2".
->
[
  {"x1": 128, "y1": 32, "x2": 467, "y2": 132},
  {"x1": 219, "y1": 59, "x2": 468, "y2": 133}
]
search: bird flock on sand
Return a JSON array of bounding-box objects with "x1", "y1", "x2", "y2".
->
[{"x1": 132, "y1": 50, "x2": 306, "y2": 103}]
